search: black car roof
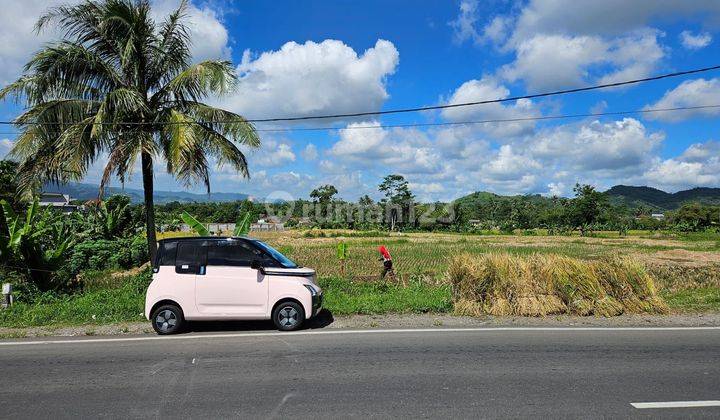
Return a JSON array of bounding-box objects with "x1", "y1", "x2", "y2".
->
[{"x1": 157, "y1": 236, "x2": 255, "y2": 242}]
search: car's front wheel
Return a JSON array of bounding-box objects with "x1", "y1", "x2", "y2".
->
[
  {"x1": 272, "y1": 301, "x2": 305, "y2": 331},
  {"x1": 151, "y1": 304, "x2": 185, "y2": 335}
]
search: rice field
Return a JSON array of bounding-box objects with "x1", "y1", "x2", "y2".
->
[
  {"x1": 248, "y1": 229, "x2": 720, "y2": 284},
  {"x1": 156, "y1": 229, "x2": 720, "y2": 315}
]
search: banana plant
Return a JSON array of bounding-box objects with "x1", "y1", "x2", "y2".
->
[
  {"x1": 0, "y1": 198, "x2": 75, "y2": 291},
  {"x1": 180, "y1": 211, "x2": 210, "y2": 236},
  {"x1": 1, "y1": 198, "x2": 37, "y2": 255},
  {"x1": 233, "y1": 212, "x2": 252, "y2": 236}
]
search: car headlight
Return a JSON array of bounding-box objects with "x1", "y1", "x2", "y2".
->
[{"x1": 303, "y1": 284, "x2": 318, "y2": 296}]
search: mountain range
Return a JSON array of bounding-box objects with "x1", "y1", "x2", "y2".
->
[
  {"x1": 452, "y1": 185, "x2": 720, "y2": 216},
  {"x1": 44, "y1": 182, "x2": 720, "y2": 210},
  {"x1": 43, "y1": 182, "x2": 249, "y2": 204},
  {"x1": 604, "y1": 185, "x2": 720, "y2": 211}
]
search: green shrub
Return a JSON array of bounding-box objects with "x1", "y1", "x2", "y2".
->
[{"x1": 65, "y1": 236, "x2": 148, "y2": 276}]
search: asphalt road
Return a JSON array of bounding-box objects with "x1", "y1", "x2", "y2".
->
[{"x1": 1, "y1": 328, "x2": 719, "y2": 419}]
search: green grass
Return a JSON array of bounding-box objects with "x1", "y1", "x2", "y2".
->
[
  {"x1": 662, "y1": 287, "x2": 720, "y2": 313},
  {"x1": 0, "y1": 270, "x2": 150, "y2": 328},
  {"x1": 318, "y1": 277, "x2": 452, "y2": 315},
  {"x1": 0, "y1": 271, "x2": 452, "y2": 329}
]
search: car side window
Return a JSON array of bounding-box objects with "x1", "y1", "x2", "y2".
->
[
  {"x1": 206, "y1": 240, "x2": 260, "y2": 266},
  {"x1": 157, "y1": 241, "x2": 178, "y2": 266},
  {"x1": 176, "y1": 241, "x2": 207, "y2": 267}
]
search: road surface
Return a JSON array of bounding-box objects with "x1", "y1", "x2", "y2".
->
[{"x1": 1, "y1": 327, "x2": 719, "y2": 418}]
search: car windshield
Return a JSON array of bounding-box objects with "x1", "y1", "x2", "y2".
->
[{"x1": 252, "y1": 240, "x2": 298, "y2": 268}]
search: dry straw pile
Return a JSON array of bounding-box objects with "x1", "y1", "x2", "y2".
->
[{"x1": 448, "y1": 253, "x2": 668, "y2": 317}]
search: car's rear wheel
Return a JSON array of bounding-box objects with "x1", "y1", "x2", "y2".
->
[
  {"x1": 151, "y1": 304, "x2": 185, "y2": 335},
  {"x1": 272, "y1": 301, "x2": 305, "y2": 331}
]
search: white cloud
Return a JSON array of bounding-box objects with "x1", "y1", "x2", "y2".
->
[
  {"x1": 450, "y1": 0, "x2": 715, "y2": 91},
  {"x1": 546, "y1": 182, "x2": 567, "y2": 197},
  {"x1": 329, "y1": 121, "x2": 389, "y2": 157},
  {"x1": 643, "y1": 158, "x2": 720, "y2": 191},
  {"x1": 151, "y1": 0, "x2": 231, "y2": 61},
  {"x1": 441, "y1": 77, "x2": 540, "y2": 138},
  {"x1": 301, "y1": 144, "x2": 318, "y2": 161},
  {"x1": 482, "y1": 16, "x2": 512, "y2": 44},
  {"x1": 596, "y1": 30, "x2": 666, "y2": 85},
  {"x1": 217, "y1": 39, "x2": 399, "y2": 120},
  {"x1": 680, "y1": 30, "x2": 713, "y2": 49},
  {"x1": 329, "y1": 123, "x2": 450, "y2": 180},
  {"x1": 501, "y1": 34, "x2": 607, "y2": 90},
  {"x1": 679, "y1": 140, "x2": 720, "y2": 162},
  {"x1": 0, "y1": 0, "x2": 72, "y2": 85},
  {"x1": 532, "y1": 118, "x2": 662, "y2": 174},
  {"x1": 510, "y1": 0, "x2": 720, "y2": 42},
  {"x1": 0, "y1": 0, "x2": 230, "y2": 86},
  {"x1": 0, "y1": 139, "x2": 14, "y2": 158},
  {"x1": 320, "y1": 116, "x2": 674, "y2": 199},
  {"x1": 450, "y1": 1, "x2": 511, "y2": 46},
  {"x1": 449, "y1": 0, "x2": 482, "y2": 45},
  {"x1": 250, "y1": 138, "x2": 295, "y2": 167},
  {"x1": 482, "y1": 145, "x2": 541, "y2": 181},
  {"x1": 501, "y1": 31, "x2": 665, "y2": 91},
  {"x1": 644, "y1": 78, "x2": 720, "y2": 122}
]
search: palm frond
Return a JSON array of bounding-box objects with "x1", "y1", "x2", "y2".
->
[
  {"x1": 177, "y1": 101, "x2": 260, "y2": 147},
  {"x1": 154, "y1": 60, "x2": 237, "y2": 105},
  {"x1": 22, "y1": 41, "x2": 123, "y2": 103},
  {"x1": 148, "y1": 0, "x2": 191, "y2": 87}
]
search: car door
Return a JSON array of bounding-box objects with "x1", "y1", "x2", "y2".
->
[{"x1": 194, "y1": 239, "x2": 269, "y2": 317}]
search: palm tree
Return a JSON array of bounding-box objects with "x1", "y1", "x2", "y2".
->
[{"x1": 0, "y1": 0, "x2": 260, "y2": 262}]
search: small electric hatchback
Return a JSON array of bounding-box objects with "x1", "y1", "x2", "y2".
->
[{"x1": 145, "y1": 237, "x2": 322, "y2": 334}]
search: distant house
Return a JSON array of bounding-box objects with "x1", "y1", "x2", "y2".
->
[
  {"x1": 252, "y1": 217, "x2": 285, "y2": 232},
  {"x1": 38, "y1": 192, "x2": 79, "y2": 214},
  {"x1": 650, "y1": 213, "x2": 665, "y2": 221}
]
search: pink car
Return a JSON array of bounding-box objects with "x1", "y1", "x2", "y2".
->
[{"x1": 145, "y1": 237, "x2": 322, "y2": 334}]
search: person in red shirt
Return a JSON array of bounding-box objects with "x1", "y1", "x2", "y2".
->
[{"x1": 378, "y1": 245, "x2": 395, "y2": 280}]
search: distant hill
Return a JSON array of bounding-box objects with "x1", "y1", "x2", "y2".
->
[
  {"x1": 453, "y1": 185, "x2": 720, "y2": 215},
  {"x1": 453, "y1": 191, "x2": 555, "y2": 221},
  {"x1": 42, "y1": 182, "x2": 249, "y2": 204},
  {"x1": 605, "y1": 185, "x2": 720, "y2": 210}
]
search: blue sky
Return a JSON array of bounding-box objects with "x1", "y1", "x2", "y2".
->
[{"x1": 1, "y1": 0, "x2": 719, "y2": 201}]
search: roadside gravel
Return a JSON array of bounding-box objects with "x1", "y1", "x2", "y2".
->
[{"x1": 2, "y1": 311, "x2": 719, "y2": 339}]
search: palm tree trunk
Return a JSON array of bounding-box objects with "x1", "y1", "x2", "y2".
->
[{"x1": 141, "y1": 151, "x2": 157, "y2": 265}]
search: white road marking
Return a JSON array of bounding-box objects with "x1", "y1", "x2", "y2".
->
[
  {"x1": 0, "y1": 326, "x2": 718, "y2": 347},
  {"x1": 631, "y1": 401, "x2": 720, "y2": 409}
]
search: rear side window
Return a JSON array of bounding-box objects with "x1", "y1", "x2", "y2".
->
[
  {"x1": 157, "y1": 241, "x2": 178, "y2": 266},
  {"x1": 176, "y1": 241, "x2": 207, "y2": 266},
  {"x1": 207, "y1": 240, "x2": 258, "y2": 266}
]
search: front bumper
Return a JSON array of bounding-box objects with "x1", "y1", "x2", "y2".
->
[{"x1": 312, "y1": 292, "x2": 323, "y2": 316}]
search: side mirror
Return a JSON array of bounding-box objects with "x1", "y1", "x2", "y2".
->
[{"x1": 251, "y1": 260, "x2": 265, "y2": 273}]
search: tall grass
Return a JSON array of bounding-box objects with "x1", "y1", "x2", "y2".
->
[
  {"x1": 0, "y1": 269, "x2": 151, "y2": 328},
  {"x1": 448, "y1": 253, "x2": 667, "y2": 317}
]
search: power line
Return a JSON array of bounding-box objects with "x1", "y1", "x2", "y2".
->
[
  {"x1": 245, "y1": 64, "x2": 720, "y2": 123},
  {"x1": 0, "y1": 104, "x2": 716, "y2": 135},
  {"x1": 253, "y1": 104, "x2": 720, "y2": 132},
  {"x1": 0, "y1": 64, "x2": 718, "y2": 126}
]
